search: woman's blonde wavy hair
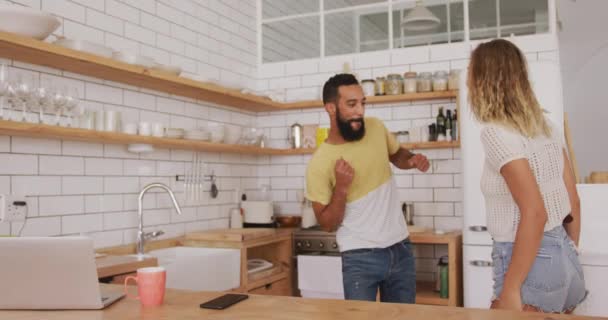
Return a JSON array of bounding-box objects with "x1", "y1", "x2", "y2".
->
[{"x1": 468, "y1": 39, "x2": 551, "y2": 138}]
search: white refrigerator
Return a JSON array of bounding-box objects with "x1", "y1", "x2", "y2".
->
[{"x1": 460, "y1": 59, "x2": 565, "y2": 308}]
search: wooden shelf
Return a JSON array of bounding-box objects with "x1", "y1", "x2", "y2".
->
[
  {"x1": 0, "y1": 120, "x2": 299, "y2": 155},
  {"x1": 410, "y1": 231, "x2": 463, "y2": 307},
  {"x1": 0, "y1": 32, "x2": 458, "y2": 113},
  {"x1": 0, "y1": 121, "x2": 460, "y2": 155},
  {"x1": 0, "y1": 31, "x2": 282, "y2": 112},
  {"x1": 246, "y1": 270, "x2": 289, "y2": 291},
  {"x1": 415, "y1": 281, "x2": 448, "y2": 306},
  {"x1": 282, "y1": 90, "x2": 458, "y2": 110},
  {"x1": 281, "y1": 140, "x2": 460, "y2": 155}
]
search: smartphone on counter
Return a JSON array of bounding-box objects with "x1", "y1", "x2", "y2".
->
[{"x1": 200, "y1": 294, "x2": 249, "y2": 310}]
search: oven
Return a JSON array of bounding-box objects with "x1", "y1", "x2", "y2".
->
[{"x1": 293, "y1": 227, "x2": 344, "y2": 299}]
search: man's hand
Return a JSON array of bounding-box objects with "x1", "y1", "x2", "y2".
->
[
  {"x1": 407, "y1": 153, "x2": 430, "y2": 172},
  {"x1": 335, "y1": 158, "x2": 354, "y2": 193}
]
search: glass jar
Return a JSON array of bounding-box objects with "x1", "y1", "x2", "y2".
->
[
  {"x1": 433, "y1": 71, "x2": 448, "y2": 92},
  {"x1": 403, "y1": 72, "x2": 417, "y2": 93},
  {"x1": 395, "y1": 131, "x2": 409, "y2": 144},
  {"x1": 361, "y1": 79, "x2": 375, "y2": 97},
  {"x1": 417, "y1": 72, "x2": 432, "y2": 92},
  {"x1": 448, "y1": 69, "x2": 460, "y2": 90},
  {"x1": 386, "y1": 74, "x2": 403, "y2": 95},
  {"x1": 375, "y1": 77, "x2": 385, "y2": 95}
]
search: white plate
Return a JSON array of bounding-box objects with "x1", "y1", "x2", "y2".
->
[{"x1": 54, "y1": 38, "x2": 113, "y2": 58}]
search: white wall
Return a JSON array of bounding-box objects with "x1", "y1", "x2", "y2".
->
[
  {"x1": 557, "y1": 0, "x2": 608, "y2": 180},
  {"x1": 0, "y1": 0, "x2": 259, "y2": 248}
]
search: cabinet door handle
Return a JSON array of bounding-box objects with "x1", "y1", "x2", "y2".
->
[
  {"x1": 470, "y1": 260, "x2": 493, "y2": 267},
  {"x1": 469, "y1": 225, "x2": 488, "y2": 232}
]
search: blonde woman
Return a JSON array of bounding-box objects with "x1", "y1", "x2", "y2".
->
[{"x1": 467, "y1": 39, "x2": 586, "y2": 313}]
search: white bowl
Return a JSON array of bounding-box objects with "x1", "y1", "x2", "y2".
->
[
  {"x1": 54, "y1": 38, "x2": 113, "y2": 58},
  {"x1": 0, "y1": 4, "x2": 61, "y2": 40},
  {"x1": 112, "y1": 51, "x2": 156, "y2": 68}
]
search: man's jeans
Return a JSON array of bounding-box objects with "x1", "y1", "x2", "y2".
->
[{"x1": 341, "y1": 238, "x2": 416, "y2": 303}]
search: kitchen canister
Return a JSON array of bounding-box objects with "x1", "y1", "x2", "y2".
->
[
  {"x1": 403, "y1": 72, "x2": 417, "y2": 93},
  {"x1": 361, "y1": 79, "x2": 375, "y2": 97},
  {"x1": 229, "y1": 208, "x2": 243, "y2": 229},
  {"x1": 290, "y1": 122, "x2": 303, "y2": 149}
]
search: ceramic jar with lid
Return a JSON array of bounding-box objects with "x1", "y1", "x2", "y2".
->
[
  {"x1": 361, "y1": 79, "x2": 375, "y2": 96},
  {"x1": 386, "y1": 74, "x2": 403, "y2": 95},
  {"x1": 448, "y1": 69, "x2": 460, "y2": 90},
  {"x1": 403, "y1": 72, "x2": 417, "y2": 93},
  {"x1": 433, "y1": 71, "x2": 448, "y2": 91},
  {"x1": 417, "y1": 72, "x2": 432, "y2": 92},
  {"x1": 375, "y1": 77, "x2": 386, "y2": 96}
]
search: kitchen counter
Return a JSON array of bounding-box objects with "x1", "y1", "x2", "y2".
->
[
  {"x1": 183, "y1": 228, "x2": 294, "y2": 248},
  {"x1": 0, "y1": 284, "x2": 601, "y2": 320}
]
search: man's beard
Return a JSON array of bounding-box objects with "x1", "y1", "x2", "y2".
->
[{"x1": 336, "y1": 108, "x2": 365, "y2": 141}]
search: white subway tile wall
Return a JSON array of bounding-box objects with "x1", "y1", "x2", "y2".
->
[
  {"x1": 0, "y1": 1, "x2": 558, "y2": 282},
  {"x1": 0, "y1": 0, "x2": 258, "y2": 249}
]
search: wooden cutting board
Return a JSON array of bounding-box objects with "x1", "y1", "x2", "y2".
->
[{"x1": 185, "y1": 228, "x2": 285, "y2": 242}]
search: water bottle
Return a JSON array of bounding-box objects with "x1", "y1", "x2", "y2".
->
[{"x1": 438, "y1": 255, "x2": 449, "y2": 299}]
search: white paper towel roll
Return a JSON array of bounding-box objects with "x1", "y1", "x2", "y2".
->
[{"x1": 301, "y1": 206, "x2": 317, "y2": 228}]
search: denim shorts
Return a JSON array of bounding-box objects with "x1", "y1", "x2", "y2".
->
[{"x1": 492, "y1": 226, "x2": 587, "y2": 313}]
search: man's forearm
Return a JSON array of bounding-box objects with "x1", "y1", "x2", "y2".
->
[
  {"x1": 389, "y1": 148, "x2": 415, "y2": 170},
  {"x1": 317, "y1": 187, "x2": 348, "y2": 232}
]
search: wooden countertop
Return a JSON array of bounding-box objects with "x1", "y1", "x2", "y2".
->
[
  {"x1": 0, "y1": 284, "x2": 600, "y2": 320},
  {"x1": 96, "y1": 255, "x2": 157, "y2": 278}
]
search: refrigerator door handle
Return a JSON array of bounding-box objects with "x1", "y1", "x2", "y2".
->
[
  {"x1": 470, "y1": 260, "x2": 493, "y2": 267},
  {"x1": 469, "y1": 225, "x2": 488, "y2": 232}
]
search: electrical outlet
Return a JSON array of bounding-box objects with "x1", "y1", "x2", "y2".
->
[{"x1": 0, "y1": 194, "x2": 27, "y2": 222}]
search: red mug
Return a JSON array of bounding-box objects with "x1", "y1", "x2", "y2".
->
[{"x1": 124, "y1": 266, "x2": 166, "y2": 307}]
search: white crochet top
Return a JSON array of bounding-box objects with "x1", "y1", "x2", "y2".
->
[{"x1": 480, "y1": 121, "x2": 570, "y2": 242}]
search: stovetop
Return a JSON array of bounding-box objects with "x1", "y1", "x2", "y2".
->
[{"x1": 293, "y1": 226, "x2": 339, "y2": 254}]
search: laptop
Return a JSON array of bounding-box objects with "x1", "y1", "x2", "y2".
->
[{"x1": 0, "y1": 236, "x2": 125, "y2": 309}]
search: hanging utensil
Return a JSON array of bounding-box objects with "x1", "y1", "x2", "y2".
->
[{"x1": 210, "y1": 172, "x2": 218, "y2": 199}]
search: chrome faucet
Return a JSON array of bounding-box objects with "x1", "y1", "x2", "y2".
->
[{"x1": 136, "y1": 183, "x2": 182, "y2": 259}]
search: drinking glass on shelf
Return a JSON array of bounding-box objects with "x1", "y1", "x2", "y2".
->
[
  {"x1": 32, "y1": 80, "x2": 53, "y2": 124},
  {"x1": 64, "y1": 87, "x2": 80, "y2": 127},
  {"x1": 0, "y1": 63, "x2": 9, "y2": 121},
  {"x1": 50, "y1": 86, "x2": 67, "y2": 126},
  {"x1": 12, "y1": 73, "x2": 35, "y2": 122}
]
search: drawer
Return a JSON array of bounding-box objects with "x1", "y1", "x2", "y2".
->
[{"x1": 249, "y1": 277, "x2": 291, "y2": 296}]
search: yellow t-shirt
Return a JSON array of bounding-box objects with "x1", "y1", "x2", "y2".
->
[
  {"x1": 305, "y1": 117, "x2": 408, "y2": 251},
  {"x1": 306, "y1": 117, "x2": 400, "y2": 205}
]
